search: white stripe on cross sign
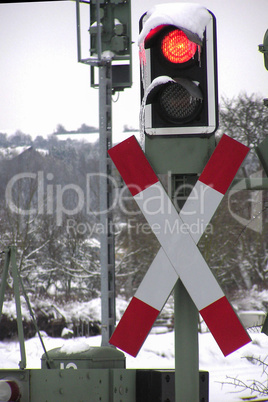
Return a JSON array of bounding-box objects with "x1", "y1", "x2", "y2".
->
[{"x1": 108, "y1": 135, "x2": 251, "y2": 357}]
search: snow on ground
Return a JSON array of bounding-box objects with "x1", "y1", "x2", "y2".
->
[
  {"x1": 1, "y1": 294, "x2": 268, "y2": 400},
  {"x1": 0, "y1": 330, "x2": 268, "y2": 401}
]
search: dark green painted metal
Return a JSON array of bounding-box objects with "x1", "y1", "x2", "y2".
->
[
  {"x1": 256, "y1": 136, "x2": 268, "y2": 177},
  {"x1": 168, "y1": 174, "x2": 199, "y2": 402},
  {"x1": 145, "y1": 135, "x2": 216, "y2": 174},
  {"x1": 0, "y1": 368, "x2": 136, "y2": 402},
  {"x1": 174, "y1": 281, "x2": 199, "y2": 401},
  {"x1": 259, "y1": 29, "x2": 268, "y2": 70},
  {"x1": 41, "y1": 346, "x2": 125, "y2": 370},
  {"x1": 230, "y1": 177, "x2": 268, "y2": 190},
  {"x1": 0, "y1": 247, "x2": 27, "y2": 369}
]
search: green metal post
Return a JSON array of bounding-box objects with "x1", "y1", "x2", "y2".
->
[
  {"x1": 169, "y1": 173, "x2": 199, "y2": 402},
  {"x1": 174, "y1": 280, "x2": 199, "y2": 401},
  {"x1": 0, "y1": 248, "x2": 10, "y2": 316},
  {"x1": 146, "y1": 137, "x2": 215, "y2": 401},
  {"x1": 99, "y1": 60, "x2": 116, "y2": 347},
  {"x1": 10, "y1": 246, "x2": 27, "y2": 370},
  {"x1": 256, "y1": 136, "x2": 268, "y2": 177}
]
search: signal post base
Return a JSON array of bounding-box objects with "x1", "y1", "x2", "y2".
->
[
  {"x1": 0, "y1": 367, "x2": 209, "y2": 402},
  {"x1": 145, "y1": 135, "x2": 216, "y2": 175}
]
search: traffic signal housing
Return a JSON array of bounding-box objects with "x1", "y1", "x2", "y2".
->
[
  {"x1": 90, "y1": 0, "x2": 131, "y2": 58},
  {"x1": 139, "y1": 6, "x2": 218, "y2": 136},
  {"x1": 259, "y1": 29, "x2": 268, "y2": 71},
  {"x1": 89, "y1": 0, "x2": 132, "y2": 91}
]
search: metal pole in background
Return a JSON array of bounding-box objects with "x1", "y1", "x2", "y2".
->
[
  {"x1": 75, "y1": 0, "x2": 116, "y2": 347},
  {"x1": 91, "y1": 0, "x2": 116, "y2": 347},
  {"x1": 99, "y1": 60, "x2": 116, "y2": 346},
  {"x1": 0, "y1": 248, "x2": 10, "y2": 315},
  {"x1": 75, "y1": 0, "x2": 133, "y2": 347},
  {"x1": 10, "y1": 246, "x2": 27, "y2": 370},
  {"x1": 0, "y1": 246, "x2": 27, "y2": 369}
]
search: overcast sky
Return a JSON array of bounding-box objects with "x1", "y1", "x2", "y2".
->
[{"x1": 0, "y1": 0, "x2": 268, "y2": 143}]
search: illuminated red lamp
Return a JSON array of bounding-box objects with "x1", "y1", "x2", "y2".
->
[{"x1": 161, "y1": 29, "x2": 197, "y2": 63}]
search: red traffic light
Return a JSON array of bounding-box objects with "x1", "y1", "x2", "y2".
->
[
  {"x1": 139, "y1": 5, "x2": 218, "y2": 136},
  {"x1": 161, "y1": 29, "x2": 197, "y2": 63}
]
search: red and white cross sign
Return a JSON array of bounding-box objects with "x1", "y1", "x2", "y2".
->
[{"x1": 108, "y1": 135, "x2": 251, "y2": 357}]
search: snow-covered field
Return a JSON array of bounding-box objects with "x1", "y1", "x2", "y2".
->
[{"x1": 0, "y1": 329, "x2": 268, "y2": 401}]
